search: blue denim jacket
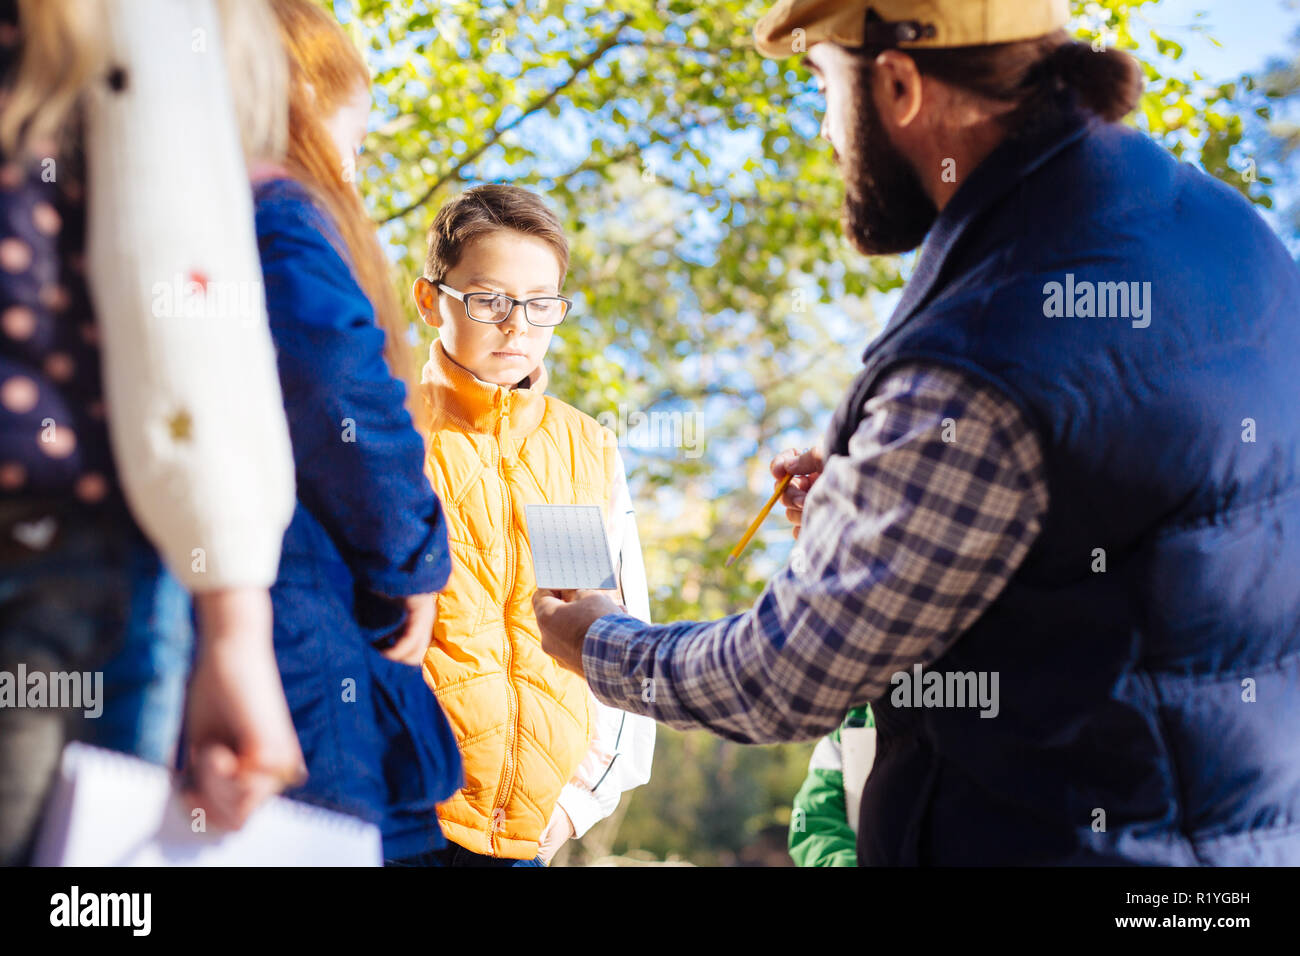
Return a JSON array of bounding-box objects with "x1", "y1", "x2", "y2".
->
[{"x1": 254, "y1": 178, "x2": 461, "y2": 859}]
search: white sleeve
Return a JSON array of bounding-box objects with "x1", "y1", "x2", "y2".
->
[
  {"x1": 606, "y1": 447, "x2": 651, "y2": 623},
  {"x1": 556, "y1": 448, "x2": 656, "y2": 837},
  {"x1": 83, "y1": 0, "x2": 295, "y2": 591}
]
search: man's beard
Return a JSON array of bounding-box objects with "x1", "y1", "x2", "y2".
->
[{"x1": 840, "y1": 70, "x2": 938, "y2": 256}]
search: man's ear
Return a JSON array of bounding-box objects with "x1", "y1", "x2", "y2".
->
[
  {"x1": 871, "y1": 49, "x2": 924, "y2": 132},
  {"x1": 413, "y1": 276, "x2": 441, "y2": 328}
]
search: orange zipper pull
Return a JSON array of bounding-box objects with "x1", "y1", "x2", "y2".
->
[{"x1": 499, "y1": 391, "x2": 514, "y2": 463}]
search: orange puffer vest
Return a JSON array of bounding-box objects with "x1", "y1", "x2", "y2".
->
[{"x1": 420, "y1": 340, "x2": 616, "y2": 859}]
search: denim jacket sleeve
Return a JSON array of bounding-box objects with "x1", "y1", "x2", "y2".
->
[{"x1": 253, "y1": 180, "x2": 450, "y2": 605}]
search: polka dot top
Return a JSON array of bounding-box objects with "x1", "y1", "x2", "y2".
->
[{"x1": 0, "y1": 6, "x2": 116, "y2": 507}]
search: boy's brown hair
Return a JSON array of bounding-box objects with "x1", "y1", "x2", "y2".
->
[{"x1": 423, "y1": 184, "x2": 570, "y2": 286}]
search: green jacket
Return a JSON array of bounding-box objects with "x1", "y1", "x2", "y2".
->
[{"x1": 788, "y1": 705, "x2": 873, "y2": 867}]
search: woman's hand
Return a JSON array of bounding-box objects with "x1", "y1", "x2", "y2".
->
[
  {"x1": 771, "y1": 445, "x2": 824, "y2": 539},
  {"x1": 380, "y1": 593, "x2": 436, "y2": 665},
  {"x1": 184, "y1": 588, "x2": 307, "y2": 831}
]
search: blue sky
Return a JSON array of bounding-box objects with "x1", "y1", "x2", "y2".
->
[{"x1": 1148, "y1": 0, "x2": 1298, "y2": 76}]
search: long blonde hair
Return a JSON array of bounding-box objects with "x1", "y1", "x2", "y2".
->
[
  {"x1": 0, "y1": 0, "x2": 287, "y2": 164},
  {"x1": 268, "y1": 0, "x2": 421, "y2": 424}
]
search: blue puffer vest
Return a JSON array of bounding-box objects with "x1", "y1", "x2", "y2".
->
[{"x1": 825, "y1": 106, "x2": 1300, "y2": 865}]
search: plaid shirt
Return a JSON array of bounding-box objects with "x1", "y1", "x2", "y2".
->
[{"x1": 583, "y1": 363, "x2": 1049, "y2": 744}]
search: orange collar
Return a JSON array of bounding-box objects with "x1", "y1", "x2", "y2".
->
[{"x1": 421, "y1": 339, "x2": 549, "y2": 438}]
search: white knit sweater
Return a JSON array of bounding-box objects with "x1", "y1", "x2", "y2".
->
[{"x1": 82, "y1": 0, "x2": 294, "y2": 590}]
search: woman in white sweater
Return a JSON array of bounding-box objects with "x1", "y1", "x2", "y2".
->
[{"x1": 0, "y1": 0, "x2": 303, "y2": 863}]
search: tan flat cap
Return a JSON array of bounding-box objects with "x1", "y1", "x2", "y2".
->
[{"x1": 754, "y1": 0, "x2": 1071, "y2": 57}]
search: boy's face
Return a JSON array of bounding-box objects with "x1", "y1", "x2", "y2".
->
[{"x1": 413, "y1": 229, "x2": 562, "y2": 387}]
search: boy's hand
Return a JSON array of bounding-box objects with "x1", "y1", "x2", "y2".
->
[
  {"x1": 184, "y1": 588, "x2": 307, "y2": 831},
  {"x1": 381, "y1": 593, "x2": 436, "y2": 665},
  {"x1": 537, "y1": 804, "x2": 575, "y2": 865},
  {"x1": 771, "y1": 445, "x2": 824, "y2": 540},
  {"x1": 532, "y1": 588, "x2": 624, "y2": 677}
]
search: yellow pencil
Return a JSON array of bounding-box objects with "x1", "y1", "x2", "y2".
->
[{"x1": 725, "y1": 472, "x2": 793, "y2": 568}]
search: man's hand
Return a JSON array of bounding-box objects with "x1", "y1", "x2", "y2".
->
[
  {"x1": 537, "y1": 804, "x2": 575, "y2": 865},
  {"x1": 532, "y1": 588, "x2": 624, "y2": 677},
  {"x1": 380, "y1": 593, "x2": 436, "y2": 665},
  {"x1": 771, "y1": 445, "x2": 824, "y2": 540},
  {"x1": 184, "y1": 588, "x2": 307, "y2": 831}
]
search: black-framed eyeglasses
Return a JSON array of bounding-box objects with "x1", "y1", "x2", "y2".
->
[{"x1": 437, "y1": 282, "x2": 572, "y2": 328}]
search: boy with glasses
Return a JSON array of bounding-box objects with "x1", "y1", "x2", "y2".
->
[{"x1": 407, "y1": 184, "x2": 655, "y2": 866}]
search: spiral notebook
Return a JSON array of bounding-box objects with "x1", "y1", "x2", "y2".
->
[
  {"x1": 525, "y1": 503, "x2": 617, "y2": 591},
  {"x1": 33, "y1": 743, "x2": 382, "y2": 867}
]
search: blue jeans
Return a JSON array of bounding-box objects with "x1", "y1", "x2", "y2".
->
[
  {"x1": 79, "y1": 541, "x2": 193, "y2": 766},
  {"x1": 386, "y1": 841, "x2": 546, "y2": 867},
  {"x1": 0, "y1": 499, "x2": 190, "y2": 864}
]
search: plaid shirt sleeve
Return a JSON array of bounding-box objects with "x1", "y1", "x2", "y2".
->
[{"x1": 582, "y1": 363, "x2": 1050, "y2": 744}]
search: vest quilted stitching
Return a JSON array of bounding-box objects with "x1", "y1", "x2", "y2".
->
[{"x1": 420, "y1": 341, "x2": 615, "y2": 858}]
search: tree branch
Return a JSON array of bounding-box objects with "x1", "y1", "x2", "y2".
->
[
  {"x1": 546, "y1": 115, "x2": 713, "y2": 188},
  {"x1": 381, "y1": 13, "x2": 634, "y2": 224}
]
